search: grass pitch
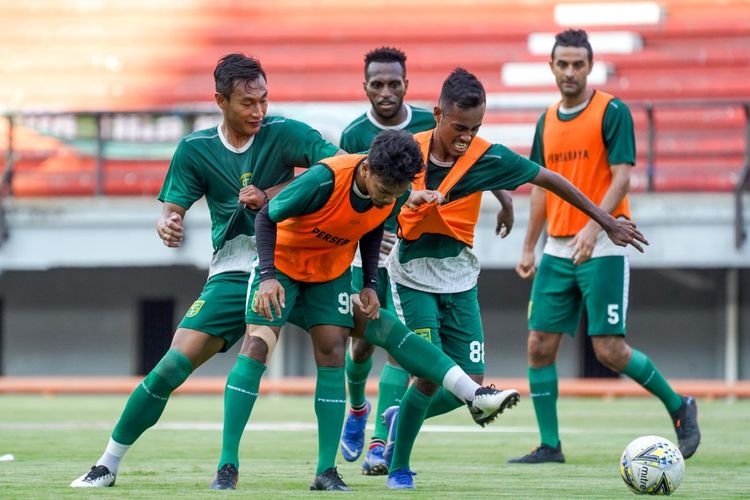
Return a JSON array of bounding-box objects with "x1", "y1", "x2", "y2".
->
[{"x1": 0, "y1": 394, "x2": 748, "y2": 498}]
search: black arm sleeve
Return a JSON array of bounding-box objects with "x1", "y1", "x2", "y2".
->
[
  {"x1": 358, "y1": 223, "x2": 384, "y2": 291},
  {"x1": 255, "y1": 204, "x2": 278, "y2": 282}
]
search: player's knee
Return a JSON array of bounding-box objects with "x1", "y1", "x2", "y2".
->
[
  {"x1": 246, "y1": 326, "x2": 278, "y2": 364},
  {"x1": 351, "y1": 338, "x2": 375, "y2": 362},
  {"x1": 528, "y1": 335, "x2": 556, "y2": 365},
  {"x1": 414, "y1": 377, "x2": 438, "y2": 396}
]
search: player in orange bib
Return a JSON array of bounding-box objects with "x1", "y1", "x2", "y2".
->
[{"x1": 509, "y1": 29, "x2": 700, "y2": 465}]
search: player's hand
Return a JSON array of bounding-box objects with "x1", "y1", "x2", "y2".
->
[
  {"x1": 239, "y1": 185, "x2": 269, "y2": 210},
  {"x1": 254, "y1": 278, "x2": 285, "y2": 321},
  {"x1": 570, "y1": 221, "x2": 601, "y2": 265},
  {"x1": 602, "y1": 217, "x2": 649, "y2": 252},
  {"x1": 515, "y1": 249, "x2": 537, "y2": 279},
  {"x1": 357, "y1": 287, "x2": 381, "y2": 320},
  {"x1": 405, "y1": 190, "x2": 445, "y2": 208},
  {"x1": 495, "y1": 205, "x2": 514, "y2": 238},
  {"x1": 156, "y1": 211, "x2": 184, "y2": 248}
]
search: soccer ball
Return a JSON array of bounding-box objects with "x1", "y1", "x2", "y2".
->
[{"x1": 620, "y1": 435, "x2": 685, "y2": 495}]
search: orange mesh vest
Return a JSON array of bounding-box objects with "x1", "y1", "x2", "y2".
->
[
  {"x1": 542, "y1": 90, "x2": 631, "y2": 237},
  {"x1": 398, "y1": 130, "x2": 492, "y2": 246},
  {"x1": 274, "y1": 155, "x2": 394, "y2": 282}
]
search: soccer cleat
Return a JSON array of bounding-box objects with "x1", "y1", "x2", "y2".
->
[
  {"x1": 671, "y1": 395, "x2": 701, "y2": 459},
  {"x1": 70, "y1": 465, "x2": 116, "y2": 488},
  {"x1": 340, "y1": 401, "x2": 370, "y2": 462},
  {"x1": 209, "y1": 463, "x2": 238, "y2": 490},
  {"x1": 467, "y1": 385, "x2": 520, "y2": 427},
  {"x1": 361, "y1": 443, "x2": 388, "y2": 476},
  {"x1": 310, "y1": 467, "x2": 351, "y2": 491},
  {"x1": 508, "y1": 443, "x2": 565, "y2": 464},
  {"x1": 381, "y1": 405, "x2": 399, "y2": 467},
  {"x1": 387, "y1": 467, "x2": 417, "y2": 490}
]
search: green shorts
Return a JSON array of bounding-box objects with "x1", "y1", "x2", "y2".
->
[
  {"x1": 529, "y1": 254, "x2": 629, "y2": 336},
  {"x1": 245, "y1": 267, "x2": 355, "y2": 329},
  {"x1": 351, "y1": 265, "x2": 394, "y2": 312},
  {"x1": 391, "y1": 283, "x2": 484, "y2": 374},
  {"x1": 177, "y1": 271, "x2": 249, "y2": 352}
]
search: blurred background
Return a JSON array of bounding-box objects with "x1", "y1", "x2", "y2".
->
[{"x1": 0, "y1": 0, "x2": 748, "y2": 389}]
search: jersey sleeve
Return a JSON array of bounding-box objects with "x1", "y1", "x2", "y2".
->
[
  {"x1": 480, "y1": 144, "x2": 541, "y2": 191},
  {"x1": 282, "y1": 119, "x2": 340, "y2": 167},
  {"x1": 267, "y1": 164, "x2": 335, "y2": 222},
  {"x1": 157, "y1": 138, "x2": 206, "y2": 209},
  {"x1": 529, "y1": 112, "x2": 546, "y2": 165},
  {"x1": 603, "y1": 99, "x2": 636, "y2": 166}
]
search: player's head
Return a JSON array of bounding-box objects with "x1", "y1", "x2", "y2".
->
[
  {"x1": 550, "y1": 29, "x2": 593, "y2": 99},
  {"x1": 363, "y1": 47, "x2": 409, "y2": 121},
  {"x1": 433, "y1": 68, "x2": 486, "y2": 161},
  {"x1": 213, "y1": 53, "x2": 268, "y2": 137},
  {"x1": 363, "y1": 129, "x2": 424, "y2": 207}
]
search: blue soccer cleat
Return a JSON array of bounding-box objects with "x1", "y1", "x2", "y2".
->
[
  {"x1": 387, "y1": 467, "x2": 416, "y2": 490},
  {"x1": 381, "y1": 405, "x2": 399, "y2": 467},
  {"x1": 361, "y1": 443, "x2": 388, "y2": 476},
  {"x1": 340, "y1": 401, "x2": 370, "y2": 462}
]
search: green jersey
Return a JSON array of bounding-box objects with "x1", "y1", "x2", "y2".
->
[
  {"x1": 530, "y1": 96, "x2": 636, "y2": 167},
  {"x1": 388, "y1": 143, "x2": 540, "y2": 293},
  {"x1": 158, "y1": 116, "x2": 339, "y2": 276},
  {"x1": 339, "y1": 104, "x2": 436, "y2": 154}
]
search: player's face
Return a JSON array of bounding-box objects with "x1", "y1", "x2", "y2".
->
[
  {"x1": 364, "y1": 168, "x2": 409, "y2": 208},
  {"x1": 216, "y1": 76, "x2": 268, "y2": 138},
  {"x1": 432, "y1": 103, "x2": 485, "y2": 162},
  {"x1": 550, "y1": 46, "x2": 592, "y2": 100},
  {"x1": 364, "y1": 61, "x2": 408, "y2": 121}
]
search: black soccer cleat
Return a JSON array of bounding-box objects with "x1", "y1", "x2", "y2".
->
[
  {"x1": 70, "y1": 464, "x2": 116, "y2": 488},
  {"x1": 508, "y1": 442, "x2": 566, "y2": 464},
  {"x1": 310, "y1": 467, "x2": 351, "y2": 491},
  {"x1": 210, "y1": 463, "x2": 238, "y2": 490},
  {"x1": 671, "y1": 395, "x2": 701, "y2": 459}
]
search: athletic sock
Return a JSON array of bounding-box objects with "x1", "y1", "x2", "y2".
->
[
  {"x1": 623, "y1": 348, "x2": 683, "y2": 414},
  {"x1": 363, "y1": 308, "x2": 455, "y2": 385},
  {"x1": 424, "y1": 387, "x2": 464, "y2": 419},
  {"x1": 95, "y1": 438, "x2": 131, "y2": 475},
  {"x1": 111, "y1": 348, "x2": 193, "y2": 447},
  {"x1": 372, "y1": 363, "x2": 410, "y2": 441},
  {"x1": 529, "y1": 364, "x2": 560, "y2": 448},
  {"x1": 315, "y1": 366, "x2": 346, "y2": 475},
  {"x1": 389, "y1": 385, "x2": 432, "y2": 472},
  {"x1": 218, "y1": 354, "x2": 266, "y2": 469},
  {"x1": 345, "y1": 350, "x2": 372, "y2": 408}
]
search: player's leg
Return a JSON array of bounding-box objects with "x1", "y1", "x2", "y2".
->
[
  {"x1": 509, "y1": 254, "x2": 579, "y2": 464},
  {"x1": 71, "y1": 273, "x2": 246, "y2": 488},
  {"x1": 305, "y1": 272, "x2": 355, "y2": 491},
  {"x1": 583, "y1": 256, "x2": 700, "y2": 459}
]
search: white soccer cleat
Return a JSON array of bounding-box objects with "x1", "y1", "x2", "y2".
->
[
  {"x1": 70, "y1": 465, "x2": 116, "y2": 488},
  {"x1": 468, "y1": 386, "x2": 520, "y2": 427}
]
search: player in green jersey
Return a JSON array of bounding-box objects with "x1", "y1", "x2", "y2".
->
[
  {"x1": 508, "y1": 29, "x2": 700, "y2": 465},
  {"x1": 383, "y1": 68, "x2": 648, "y2": 490},
  {"x1": 70, "y1": 53, "x2": 341, "y2": 489}
]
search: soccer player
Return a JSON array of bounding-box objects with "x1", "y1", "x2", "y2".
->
[
  {"x1": 381, "y1": 68, "x2": 648, "y2": 490},
  {"x1": 213, "y1": 129, "x2": 521, "y2": 491},
  {"x1": 70, "y1": 53, "x2": 342, "y2": 488},
  {"x1": 508, "y1": 29, "x2": 700, "y2": 464},
  {"x1": 339, "y1": 47, "x2": 514, "y2": 475}
]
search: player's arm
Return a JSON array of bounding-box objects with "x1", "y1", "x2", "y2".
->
[
  {"x1": 530, "y1": 167, "x2": 646, "y2": 251},
  {"x1": 570, "y1": 163, "x2": 631, "y2": 264},
  {"x1": 357, "y1": 224, "x2": 384, "y2": 320},
  {"x1": 490, "y1": 189, "x2": 514, "y2": 237},
  {"x1": 516, "y1": 186, "x2": 547, "y2": 279},
  {"x1": 156, "y1": 202, "x2": 187, "y2": 248}
]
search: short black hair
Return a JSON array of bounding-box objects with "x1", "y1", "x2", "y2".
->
[
  {"x1": 552, "y1": 29, "x2": 593, "y2": 63},
  {"x1": 364, "y1": 47, "x2": 407, "y2": 78},
  {"x1": 214, "y1": 53, "x2": 267, "y2": 99},
  {"x1": 367, "y1": 130, "x2": 424, "y2": 185},
  {"x1": 439, "y1": 68, "x2": 486, "y2": 110}
]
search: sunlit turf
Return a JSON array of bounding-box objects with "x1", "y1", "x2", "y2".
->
[{"x1": 0, "y1": 395, "x2": 748, "y2": 498}]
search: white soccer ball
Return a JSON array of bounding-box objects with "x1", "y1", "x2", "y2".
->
[{"x1": 620, "y1": 435, "x2": 685, "y2": 495}]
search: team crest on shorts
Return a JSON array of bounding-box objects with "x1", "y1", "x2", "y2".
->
[
  {"x1": 414, "y1": 328, "x2": 432, "y2": 342},
  {"x1": 186, "y1": 300, "x2": 206, "y2": 317}
]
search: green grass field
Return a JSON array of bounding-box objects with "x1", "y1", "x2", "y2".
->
[{"x1": 0, "y1": 394, "x2": 748, "y2": 498}]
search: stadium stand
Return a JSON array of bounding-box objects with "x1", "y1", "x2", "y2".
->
[{"x1": 0, "y1": 0, "x2": 749, "y2": 195}]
